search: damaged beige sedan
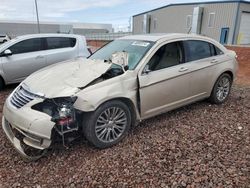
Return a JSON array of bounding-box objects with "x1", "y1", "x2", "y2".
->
[{"x1": 2, "y1": 34, "x2": 238, "y2": 160}]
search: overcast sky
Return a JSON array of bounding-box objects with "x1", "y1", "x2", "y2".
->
[{"x1": 0, "y1": 0, "x2": 240, "y2": 31}]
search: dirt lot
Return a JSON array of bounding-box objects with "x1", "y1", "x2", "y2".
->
[{"x1": 0, "y1": 46, "x2": 250, "y2": 187}]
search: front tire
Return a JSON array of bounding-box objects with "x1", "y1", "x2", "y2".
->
[
  {"x1": 209, "y1": 73, "x2": 232, "y2": 104},
  {"x1": 83, "y1": 100, "x2": 131, "y2": 149}
]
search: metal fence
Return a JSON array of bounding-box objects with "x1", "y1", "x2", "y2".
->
[{"x1": 85, "y1": 32, "x2": 132, "y2": 41}]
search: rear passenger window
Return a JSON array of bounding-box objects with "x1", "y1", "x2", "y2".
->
[
  {"x1": 46, "y1": 37, "x2": 76, "y2": 50},
  {"x1": 209, "y1": 43, "x2": 224, "y2": 56},
  {"x1": 215, "y1": 46, "x2": 224, "y2": 55},
  {"x1": 209, "y1": 43, "x2": 216, "y2": 56},
  {"x1": 9, "y1": 38, "x2": 43, "y2": 54},
  {"x1": 184, "y1": 40, "x2": 212, "y2": 62}
]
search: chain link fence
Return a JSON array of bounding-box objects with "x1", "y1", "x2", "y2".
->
[{"x1": 85, "y1": 32, "x2": 132, "y2": 41}]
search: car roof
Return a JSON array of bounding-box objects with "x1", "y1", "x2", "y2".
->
[
  {"x1": 14, "y1": 33, "x2": 83, "y2": 40},
  {"x1": 120, "y1": 33, "x2": 211, "y2": 42}
]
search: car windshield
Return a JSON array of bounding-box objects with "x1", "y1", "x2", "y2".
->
[{"x1": 89, "y1": 39, "x2": 155, "y2": 70}]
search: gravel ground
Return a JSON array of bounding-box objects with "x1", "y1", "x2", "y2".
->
[{"x1": 0, "y1": 85, "x2": 249, "y2": 188}]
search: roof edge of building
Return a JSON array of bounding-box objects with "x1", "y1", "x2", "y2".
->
[{"x1": 133, "y1": 0, "x2": 250, "y2": 17}]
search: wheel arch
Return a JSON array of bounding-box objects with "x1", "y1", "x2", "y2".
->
[
  {"x1": 215, "y1": 70, "x2": 234, "y2": 85},
  {"x1": 90, "y1": 97, "x2": 138, "y2": 127},
  {"x1": 223, "y1": 70, "x2": 234, "y2": 80},
  {"x1": 210, "y1": 70, "x2": 234, "y2": 96},
  {"x1": 81, "y1": 97, "x2": 136, "y2": 148},
  {"x1": 105, "y1": 97, "x2": 137, "y2": 127},
  {"x1": 0, "y1": 74, "x2": 5, "y2": 86}
]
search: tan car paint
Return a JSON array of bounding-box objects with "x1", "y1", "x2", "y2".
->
[
  {"x1": 75, "y1": 36, "x2": 237, "y2": 120},
  {"x1": 24, "y1": 58, "x2": 111, "y2": 98},
  {"x1": 1, "y1": 34, "x2": 238, "y2": 159},
  {"x1": 74, "y1": 70, "x2": 140, "y2": 119}
]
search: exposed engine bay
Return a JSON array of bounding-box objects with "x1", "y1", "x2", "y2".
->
[
  {"x1": 103, "y1": 67, "x2": 125, "y2": 79},
  {"x1": 31, "y1": 97, "x2": 79, "y2": 147},
  {"x1": 31, "y1": 59, "x2": 126, "y2": 152}
]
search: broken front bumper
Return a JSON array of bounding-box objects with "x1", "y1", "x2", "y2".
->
[{"x1": 2, "y1": 97, "x2": 55, "y2": 160}]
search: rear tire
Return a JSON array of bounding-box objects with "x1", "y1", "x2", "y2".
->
[
  {"x1": 209, "y1": 73, "x2": 232, "y2": 104},
  {"x1": 83, "y1": 100, "x2": 131, "y2": 149}
]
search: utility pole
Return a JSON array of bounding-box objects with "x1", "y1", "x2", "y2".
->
[
  {"x1": 35, "y1": 0, "x2": 40, "y2": 33},
  {"x1": 128, "y1": 17, "x2": 131, "y2": 32}
]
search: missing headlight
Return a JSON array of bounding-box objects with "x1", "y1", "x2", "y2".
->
[
  {"x1": 32, "y1": 97, "x2": 79, "y2": 146},
  {"x1": 32, "y1": 97, "x2": 77, "y2": 117},
  {"x1": 52, "y1": 102, "x2": 78, "y2": 135}
]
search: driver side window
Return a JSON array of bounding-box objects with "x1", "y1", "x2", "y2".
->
[
  {"x1": 9, "y1": 38, "x2": 43, "y2": 55},
  {"x1": 147, "y1": 41, "x2": 183, "y2": 71}
]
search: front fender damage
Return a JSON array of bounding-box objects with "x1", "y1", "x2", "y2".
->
[
  {"x1": 3, "y1": 54, "x2": 136, "y2": 161},
  {"x1": 2, "y1": 97, "x2": 78, "y2": 161}
]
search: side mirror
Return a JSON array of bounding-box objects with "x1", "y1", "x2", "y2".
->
[
  {"x1": 143, "y1": 64, "x2": 151, "y2": 74},
  {"x1": 3, "y1": 49, "x2": 12, "y2": 56},
  {"x1": 124, "y1": 65, "x2": 129, "y2": 71}
]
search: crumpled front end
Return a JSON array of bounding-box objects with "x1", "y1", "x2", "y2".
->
[
  {"x1": 2, "y1": 116, "x2": 52, "y2": 160},
  {"x1": 2, "y1": 86, "x2": 56, "y2": 160},
  {"x1": 1, "y1": 56, "x2": 132, "y2": 160}
]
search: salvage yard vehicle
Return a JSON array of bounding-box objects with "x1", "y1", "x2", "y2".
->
[
  {"x1": 0, "y1": 34, "x2": 90, "y2": 90},
  {"x1": 0, "y1": 34, "x2": 10, "y2": 43},
  {"x1": 2, "y1": 33, "x2": 238, "y2": 160}
]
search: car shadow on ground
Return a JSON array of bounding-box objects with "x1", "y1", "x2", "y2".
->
[{"x1": 1, "y1": 83, "x2": 18, "y2": 91}]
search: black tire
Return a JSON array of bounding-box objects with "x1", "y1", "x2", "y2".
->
[
  {"x1": 3, "y1": 40, "x2": 7, "y2": 43},
  {"x1": 0, "y1": 77, "x2": 4, "y2": 91},
  {"x1": 209, "y1": 73, "x2": 232, "y2": 104},
  {"x1": 83, "y1": 100, "x2": 131, "y2": 149}
]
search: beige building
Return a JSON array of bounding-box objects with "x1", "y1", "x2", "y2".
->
[{"x1": 133, "y1": 0, "x2": 250, "y2": 45}]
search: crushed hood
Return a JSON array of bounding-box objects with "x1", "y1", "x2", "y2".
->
[{"x1": 23, "y1": 58, "x2": 111, "y2": 98}]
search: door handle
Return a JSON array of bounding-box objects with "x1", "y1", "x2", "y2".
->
[
  {"x1": 211, "y1": 59, "x2": 218, "y2": 64},
  {"x1": 35, "y1": 55, "x2": 44, "y2": 59},
  {"x1": 179, "y1": 67, "x2": 189, "y2": 72}
]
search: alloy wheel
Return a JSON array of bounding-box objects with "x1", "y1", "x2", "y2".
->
[
  {"x1": 95, "y1": 107, "x2": 127, "y2": 143},
  {"x1": 216, "y1": 76, "x2": 230, "y2": 101}
]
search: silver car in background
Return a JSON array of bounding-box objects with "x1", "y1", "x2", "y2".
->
[
  {"x1": 0, "y1": 34, "x2": 90, "y2": 90},
  {"x1": 2, "y1": 33, "x2": 238, "y2": 160}
]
